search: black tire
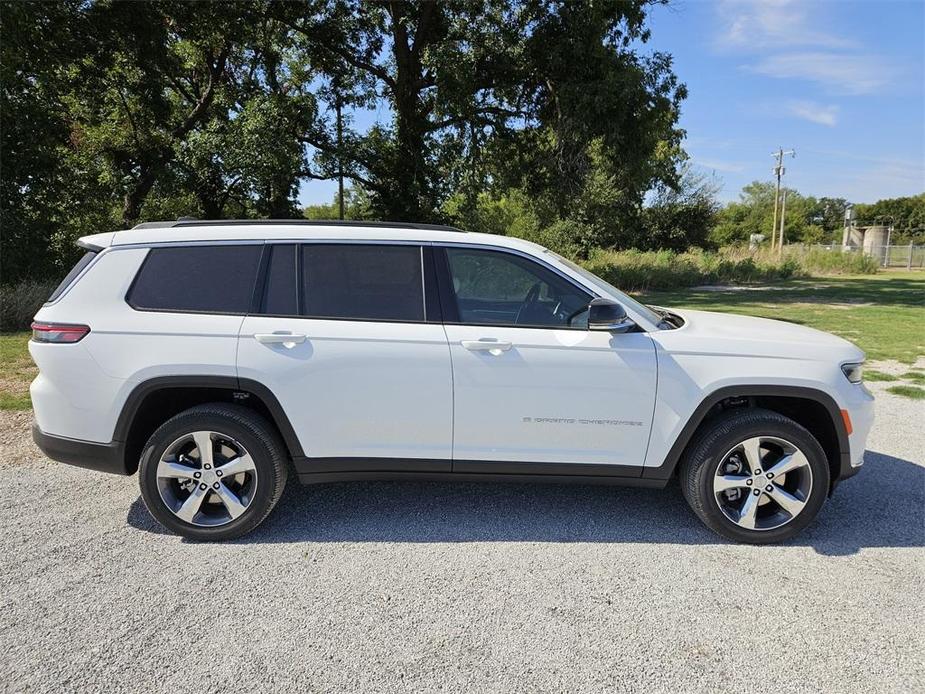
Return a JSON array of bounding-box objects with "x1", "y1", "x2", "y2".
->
[
  {"x1": 680, "y1": 408, "x2": 830, "y2": 544},
  {"x1": 138, "y1": 404, "x2": 288, "y2": 541}
]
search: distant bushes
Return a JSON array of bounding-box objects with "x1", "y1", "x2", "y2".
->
[
  {"x1": 1, "y1": 282, "x2": 56, "y2": 331},
  {"x1": 581, "y1": 246, "x2": 878, "y2": 292}
]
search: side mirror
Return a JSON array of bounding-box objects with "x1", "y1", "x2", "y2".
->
[{"x1": 588, "y1": 298, "x2": 634, "y2": 333}]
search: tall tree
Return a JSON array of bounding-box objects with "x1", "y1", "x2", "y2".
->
[{"x1": 280, "y1": 0, "x2": 685, "y2": 223}]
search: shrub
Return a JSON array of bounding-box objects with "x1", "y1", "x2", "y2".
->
[
  {"x1": 578, "y1": 245, "x2": 873, "y2": 292},
  {"x1": 1, "y1": 281, "x2": 56, "y2": 331}
]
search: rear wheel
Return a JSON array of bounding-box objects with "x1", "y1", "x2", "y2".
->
[
  {"x1": 680, "y1": 409, "x2": 830, "y2": 544},
  {"x1": 138, "y1": 404, "x2": 287, "y2": 540}
]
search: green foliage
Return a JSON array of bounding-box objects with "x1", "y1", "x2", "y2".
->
[
  {"x1": 582, "y1": 248, "x2": 802, "y2": 291},
  {"x1": 854, "y1": 193, "x2": 925, "y2": 243},
  {"x1": 0, "y1": 282, "x2": 56, "y2": 332},
  {"x1": 711, "y1": 182, "x2": 851, "y2": 247},
  {"x1": 303, "y1": 187, "x2": 374, "y2": 221}
]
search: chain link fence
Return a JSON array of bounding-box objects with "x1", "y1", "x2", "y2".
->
[{"x1": 789, "y1": 243, "x2": 925, "y2": 269}]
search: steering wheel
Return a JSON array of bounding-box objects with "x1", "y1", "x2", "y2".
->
[{"x1": 514, "y1": 282, "x2": 542, "y2": 325}]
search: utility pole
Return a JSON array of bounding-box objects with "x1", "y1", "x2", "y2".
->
[
  {"x1": 778, "y1": 189, "x2": 788, "y2": 258},
  {"x1": 771, "y1": 148, "x2": 795, "y2": 251}
]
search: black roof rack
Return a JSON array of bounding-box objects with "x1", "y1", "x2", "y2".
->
[{"x1": 132, "y1": 219, "x2": 466, "y2": 233}]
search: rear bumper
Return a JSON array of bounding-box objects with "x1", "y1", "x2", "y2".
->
[{"x1": 32, "y1": 422, "x2": 129, "y2": 475}]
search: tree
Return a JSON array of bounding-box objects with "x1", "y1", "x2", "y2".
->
[
  {"x1": 65, "y1": 1, "x2": 250, "y2": 225},
  {"x1": 280, "y1": 0, "x2": 685, "y2": 224}
]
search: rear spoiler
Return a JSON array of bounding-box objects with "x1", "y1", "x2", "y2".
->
[{"x1": 76, "y1": 232, "x2": 115, "y2": 251}]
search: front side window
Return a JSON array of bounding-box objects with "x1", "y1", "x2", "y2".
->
[
  {"x1": 301, "y1": 244, "x2": 424, "y2": 322},
  {"x1": 128, "y1": 245, "x2": 261, "y2": 313},
  {"x1": 444, "y1": 248, "x2": 591, "y2": 328}
]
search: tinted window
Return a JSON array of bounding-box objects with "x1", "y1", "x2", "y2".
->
[
  {"x1": 48, "y1": 251, "x2": 97, "y2": 302},
  {"x1": 302, "y1": 244, "x2": 424, "y2": 321},
  {"x1": 128, "y1": 245, "x2": 261, "y2": 313},
  {"x1": 261, "y1": 245, "x2": 298, "y2": 315},
  {"x1": 445, "y1": 248, "x2": 590, "y2": 328}
]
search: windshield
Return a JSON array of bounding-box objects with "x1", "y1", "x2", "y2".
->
[{"x1": 546, "y1": 251, "x2": 664, "y2": 327}]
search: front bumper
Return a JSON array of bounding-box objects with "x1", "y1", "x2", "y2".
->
[{"x1": 32, "y1": 422, "x2": 129, "y2": 475}]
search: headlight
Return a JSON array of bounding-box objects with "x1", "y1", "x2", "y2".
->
[{"x1": 841, "y1": 362, "x2": 863, "y2": 384}]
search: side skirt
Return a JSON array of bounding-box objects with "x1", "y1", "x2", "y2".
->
[{"x1": 292, "y1": 457, "x2": 666, "y2": 489}]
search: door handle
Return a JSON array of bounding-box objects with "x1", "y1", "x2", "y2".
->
[
  {"x1": 461, "y1": 339, "x2": 512, "y2": 354},
  {"x1": 254, "y1": 332, "x2": 306, "y2": 348}
]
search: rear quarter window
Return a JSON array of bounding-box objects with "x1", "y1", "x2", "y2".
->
[
  {"x1": 127, "y1": 245, "x2": 262, "y2": 313},
  {"x1": 47, "y1": 251, "x2": 97, "y2": 302}
]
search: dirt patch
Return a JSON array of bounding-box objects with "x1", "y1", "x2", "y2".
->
[{"x1": 0, "y1": 410, "x2": 37, "y2": 467}]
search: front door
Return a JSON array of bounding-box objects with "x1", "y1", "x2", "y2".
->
[
  {"x1": 237, "y1": 243, "x2": 453, "y2": 463},
  {"x1": 438, "y1": 246, "x2": 657, "y2": 471}
]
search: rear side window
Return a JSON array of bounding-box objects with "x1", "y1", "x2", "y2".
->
[
  {"x1": 48, "y1": 251, "x2": 97, "y2": 302},
  {"x1": 128, "y1": 245, "x2": 261, "y2": 313},
  {"x1": 301, "y1": 244, "x2": 424, "y2": 322}
]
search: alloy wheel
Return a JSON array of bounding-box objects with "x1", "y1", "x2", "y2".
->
[
  {"x1": 712, "y1": 435, "x2": 814, "y2": 531},
  {"x1": 155, "y1": 430, "x2": 258, "y2": 527}
]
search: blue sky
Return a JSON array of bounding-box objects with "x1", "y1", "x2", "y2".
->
[{"x1": 298, "y1": 0, "x2": 925, "y2": 207}]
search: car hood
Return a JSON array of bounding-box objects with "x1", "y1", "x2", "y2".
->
[{"x1": 654, "y1": 308, "x2": 865, "y2": 363}]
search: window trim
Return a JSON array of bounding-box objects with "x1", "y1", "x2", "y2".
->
[
  {"x1": 434, "y1": 244, "x2": 595, "y2": 331},
  {"x1": 124, "y1": 243, "x2": 264, "y2": 316}
]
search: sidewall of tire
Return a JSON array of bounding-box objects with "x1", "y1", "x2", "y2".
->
[
  {"x1": 138, "y1": 405, "x2": 287, "y2": 541},
  {"x1": 682, "y1": 409, "x2": 830, "y2": 544}
]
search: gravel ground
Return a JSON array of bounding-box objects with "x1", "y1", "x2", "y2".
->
[{"x1": 1, "y1": 378, "x2": 922, "y2": 693}]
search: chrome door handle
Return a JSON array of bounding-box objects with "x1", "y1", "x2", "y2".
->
[
  {"x1": 461, "y1": 339, "x2": 512, "y2": 354},
  {"x1": 254, "y1": 333, "x2": 306, "y2": 347}
]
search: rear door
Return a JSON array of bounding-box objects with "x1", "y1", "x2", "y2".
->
[
  {"x1": 237, "y1": 242, "x2": 453, "y2": 465},
  {"x1": 438, "y1": 245, "x2": 657, "y2": 471}
]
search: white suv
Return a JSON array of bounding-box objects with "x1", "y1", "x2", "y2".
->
[{"x1": 30, "y1": 220, "x2": 874, "y2": 542}]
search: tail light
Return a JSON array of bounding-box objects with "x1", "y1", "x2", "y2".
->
[{"x1": 31, "y1": 322, "x2": 90, "y2": 343}]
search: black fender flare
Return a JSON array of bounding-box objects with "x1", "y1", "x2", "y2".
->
[
  {"x1": 114, "y1": 375, "x2": 304, "y2": 458},
  {"x1": 642, "y1": 385, "x2": 849, "y2": 481}
]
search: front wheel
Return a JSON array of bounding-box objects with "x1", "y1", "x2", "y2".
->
[
  {"x1": 680, "y1": 409, "x2": 830, "y2": 544},
  {"x1": 138, "y1": 404, "x2": 288, "y2": 541}
]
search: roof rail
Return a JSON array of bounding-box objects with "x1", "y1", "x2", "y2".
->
[{"x1": 132, "y1": 218, "x2": 466, "y2": 233}]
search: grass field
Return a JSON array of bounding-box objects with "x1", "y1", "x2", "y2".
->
[
  {"x1": 1, "y1": 271, "x2": 922, "y2": 411},
  {"x1": 643, "y1": 271, "x2": 925, "y2": 364}
]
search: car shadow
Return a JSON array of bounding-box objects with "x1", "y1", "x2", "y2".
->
[{"x1": 127, "y1": 450, "x2": 923, "y2": 555}]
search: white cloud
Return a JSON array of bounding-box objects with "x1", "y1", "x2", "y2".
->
[
  {"x1": 716, "y1": 0, "x2": 850, "y2": 50},
  {"x1": 747, "y1": 52, "x2": 892, "y2": 95},
  {"x1": 785, "y1": 100, "x2": 839, "y2": 126}
]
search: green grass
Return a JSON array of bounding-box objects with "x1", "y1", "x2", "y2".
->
[
  {"x1": 885, "y1": 385, "x2": 925, "y2": 400},
  {"x1": 864, "y1": 370, "x2": 898, "y2": 382},
  {"x1": 0, "y1": 331, "x2": 34, "y2": 411},
  {"x1": 640, "y1": 271, "x2": 925, "y2": 364},
  {"x1": 902, "y1": 371, "x2": 925, "y2": 385}
]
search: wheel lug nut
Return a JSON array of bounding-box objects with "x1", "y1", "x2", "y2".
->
[
  {"x1": 766, "y1": 485, "x2": 773, "y2": 492},
  {"x1": 753, "y1": 489, "x2": 761, "y2": 496},
  {"x1": 199, "y1": 483, "x2": 207, "y2": 490},
  {"x1": 213, "y1": 482, "x2": 220, "y2": 489},
  {"x1": 216, "y1": 470, "x2": 223, "y2": 477},
  {"x1": 193, "y1": 472, "x2": 201, "y2": 479},
  {"x1": 204, "y1": 464, "x2": 212, "y2": 470},
  {"x1": 746, "y1": 480, "x2": 752, "y2": 486},
  {"x1": 754, "y1": 469, "x2": 761, "y2": 475}
]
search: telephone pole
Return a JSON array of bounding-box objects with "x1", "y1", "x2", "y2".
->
[{"x1": 771, "y1": 148, "x2": 795, "y2": 251}]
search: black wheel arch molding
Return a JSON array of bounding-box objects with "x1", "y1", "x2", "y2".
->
[{"x1": 642, "y1": 384, "x2": 852, "y2": 486}]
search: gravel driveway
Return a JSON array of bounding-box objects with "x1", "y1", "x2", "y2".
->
[{"x1": 1, "y1": 379, "x2": 922, "y2": 693}]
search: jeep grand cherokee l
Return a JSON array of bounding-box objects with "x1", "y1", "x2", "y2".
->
[{"x1": 30, "y1": 220, "x2": 874, "y2": 542}]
